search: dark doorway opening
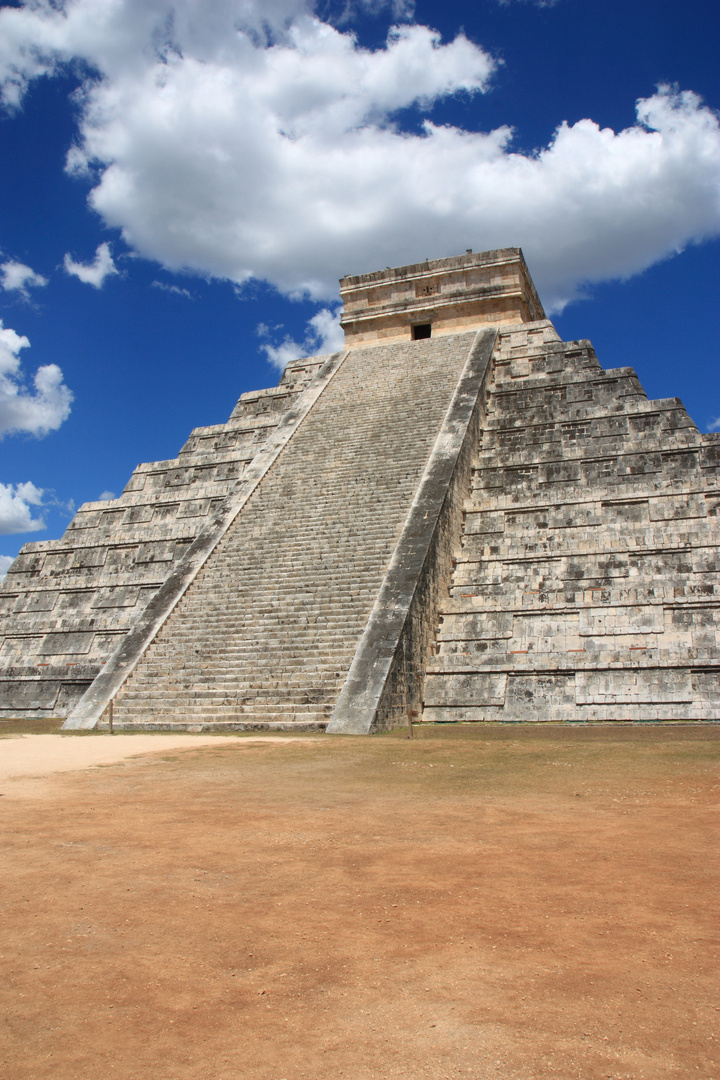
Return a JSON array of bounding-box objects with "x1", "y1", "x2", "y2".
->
[{"x1": 412, "y1": 323, "x2": 432, "y2": 340}]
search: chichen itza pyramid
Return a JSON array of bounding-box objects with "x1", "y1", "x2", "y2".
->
[{"x1": 1, "y1": 248, "x2": 718, "y2": 731}]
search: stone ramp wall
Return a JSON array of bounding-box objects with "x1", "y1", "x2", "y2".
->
[
  {"x1": 424, "y1": 322, "x2": 720, "y2": 722},
  {"x1": 106, "y1": 333, "x2": 478, "y2": 730},
  {"x1": 0, "y1": 356, "x2": 324, "y2": 718}
]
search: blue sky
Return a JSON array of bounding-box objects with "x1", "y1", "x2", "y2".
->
[{"x1": 0, "y1": 0, "x2": 719, "y2": 571}]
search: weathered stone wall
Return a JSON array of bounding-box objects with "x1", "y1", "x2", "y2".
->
[
  {"x1": 0, "y1": 356, "x2": 325, "y2": 717},
  {"x1": 424, "y1": 322, "x2": 720, "y2": 722}
]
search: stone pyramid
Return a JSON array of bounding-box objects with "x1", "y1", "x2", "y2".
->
[{"x1": 0, "y1": 249, "x2": 717, "y2": 731}]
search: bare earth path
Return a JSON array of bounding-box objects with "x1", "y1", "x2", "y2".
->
[{"x1": 1, "y1": 724, "x2": 718, "y2": 1080}]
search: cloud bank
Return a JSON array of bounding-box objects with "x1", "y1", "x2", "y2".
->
[
  {"x1": 0, "y1": 480, "x2": 45, "y2": 535},
  {"x1": 0, "y1": 1, "x2": 719, "y2": 310},
  {"x1": 0, "y1": 320, "x2": 74, "y2": 438}
]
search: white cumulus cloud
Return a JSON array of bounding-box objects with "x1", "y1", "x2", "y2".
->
[
  {"x1": 0, "y1": 554, "x2": 15, "y2": 580},
  {"x1": 0, "y1": 260, "x2": 48, "y2": 296},
  {"x1": 0, "y1": 1, "x2": 718, "y2": 311},
  {"x1": 0, "y1": 320, "x2": 74, "y2": 438},
  {"x1": 63, "y1": 241, "x2": 118, "y2": 288},
  {"x1": 260, "y1": 305, "x2": 344, "y2": 369},
  {"x1": 0, "y1": 480, "x2": 46, "y2": 535}
]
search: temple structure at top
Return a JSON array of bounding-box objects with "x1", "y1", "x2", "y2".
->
[
  {"x1": 0, "y1": 248, "x2": 717, "y2": 730},
  {"x1": 339, "y1": 248, "x2": 544, "y2": 345}
]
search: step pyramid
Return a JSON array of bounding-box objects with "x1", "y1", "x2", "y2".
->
[{"x1": 0, "y1": 248, "x2": 717, "y2": 730}]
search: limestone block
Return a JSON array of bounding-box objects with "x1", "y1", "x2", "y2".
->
[
  {"x1": 123, "y1": 473, "x2": 146, "y2": 493},
  {"x1": 92, "y1": 587, "x2": 141, "y2": 608},
  {"x1": 504, "y1": 674, "x2": 576, "y2": 720},
  {"x1": 579, "y1": 605, "x2": 664, "y2": 637},
  {"x1": 13, "y1": 591, "x2": 57, "y2": 613},
  {"x1": 575, "y1": 670, "x2": 693, "y2": 705},
  {"x1": 602, "y1": 500, "x2": 650, "y2": 525},
  {"x1": 39, "y1": 632, "x2": 95, "y2": 655},
  {"x1": 9, "y1": 552, "x2": 46, "y2": 574},
  {"x1": 439, "y1": 611, "x2": 513, "y2": 640},
  {"x1": 691, "y1": 551, "x2": 720, "y2": 574},
  {"x1": 424, "y1": 673, "x2": 507, "y2": 707},
  {"x1": 71, "y1": 548, "x2": 107, "y2": 570},
  {"x1": 463, "y1": 511, "x2": 504, "y2": 535},
  {"x1": 649, "y1": 494, "x2": 707, "y2": 521},
  {"x1": 0, "y1": 680, "x2": 59, "y2": 710}
]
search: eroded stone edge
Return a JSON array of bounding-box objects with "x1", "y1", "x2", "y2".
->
[
  {"x1": 62, "y1": 349, "x2": 351, "y2": 730},
  {"x1": 326, "y1": 328, "x2": 497, "y2": 735}
]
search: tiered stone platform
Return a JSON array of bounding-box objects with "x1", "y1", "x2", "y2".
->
[
  {"x1": 0, "y1": 355, "x2": 325, "y2": 718},
  {"x1": 423, "y1": 322, "x2": 720, "y2": 723}
]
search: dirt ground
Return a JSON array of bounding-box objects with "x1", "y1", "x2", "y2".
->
[{"x1": 1, "y1": 723, "x2": 718, "y2": 1080}]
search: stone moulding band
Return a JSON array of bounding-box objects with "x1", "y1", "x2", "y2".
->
[
  {"x1": 326, "y1": 327, "x2": 498, "y2": 735},
  {"x1": 62, "y1": 349, "x2": 351, "y2": 731}
]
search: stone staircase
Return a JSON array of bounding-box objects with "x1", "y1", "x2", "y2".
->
[
  {"x1": 0, "y1": 354, "x2": 326, "y2": 718},
  {"x1": 107, "y1": 332, "x2": 478, "y2": 729},
  {"x1": 423, "y1": 322, "x2": 720, "y2": 722}
]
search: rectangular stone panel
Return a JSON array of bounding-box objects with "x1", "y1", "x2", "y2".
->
[
  {"x1": 549, "y1": 505, "x2": 603, "y2": 530},
  {"x1": 13, "y1": 591, "x2": 57, "y2": 613},
  {"x1": 70, "y1": 511, "x2": 102, "y2": 528},
  {"x1": 177, "y1": 500, "x2": 211, "y2": 519},
  {"x1": 509, "y1": 612, "x2": 580, "y2": 652},
  {"x1": 106, "y1": 547, "x2": 138, "y2": 567},
  {"x1": 56, "y1": 591, "x2": 92, "y2": 611},
  {"x1": 0, "y1": 680, "x2": 59, "y2": 710},
  {"x1": 215, "y1": 462, "x2": 242, "y2": 481},
  {"x1": 692, "y1": 671, "x2": 720, "y2": 704},
  {"x1": 439, "y1": 611, "x2": 513, "y2": 640},
  {"x1": 616, "y1": 453, "x2": 662, "y2": 477},
  {"x1": 92, "y1": 587, "x2": 141, "y2": 609},
  {"x1": 71, "y1": 548, "x2": 107, "y2": 569},
  {"x1": 579, "y1": 605, "x2": 664, "y2": 636},
  {"x1": 504, "y1": 674, "x2": 576, "y2": 720},
  {"x1": 542, "y1": 461, "x2": 582, "y2": 484},
  {"x1": 164, "y1": 468, "x2": 192, "y2": 487},
  {"x1": 424, "y1": 673, "x2": 507, "y2": 707},
  {"x1": 692, "y1": 551, "x2": 720, "y2": 574},
  {"x1": 152, "y1": 503, "x2": 179, "y2": 521},
  {"x1": 649, "y1": 494, "x2": 707, "y2": 521},
  {"x1": 575, "y1": 670, "x2": 693, "y2": 705},
  {"x1": 42, "y1": 552, "x2": 72, "y2": 573},
  {"x1": 505, "y1": 509, "x2": 554, "y2": 533},
  {"x1": 464, "y1": 511, "x2": 504, "y2": 535},
  {"x1": 510, "y1": 357, "x2": 530, "y2": 378},
  {"x1": 134, "y1": 543, "x2": 175, "y2": 564},
  {"x1": 124, "y1": 505, "x2": 153, "y2": 524},
  {"x1": 101, "y1": 509, "x2": 126, "y2": 527},
  {"x1": 39, "y1": 632, "x2": 95, "y2": 655},
  {"x1": 8, "y1": 552, "x2": 45, "y2": 573},
  {"x1": 0, "y1": 637, "x2": 36, "y2": 658},
  {"x1": 602, "y1": 500, "x2": 649, "y2": 524}
]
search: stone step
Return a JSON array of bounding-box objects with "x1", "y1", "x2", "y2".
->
[{"x1": 109, "y1": 333, "x2": 476, "y2": 728}]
